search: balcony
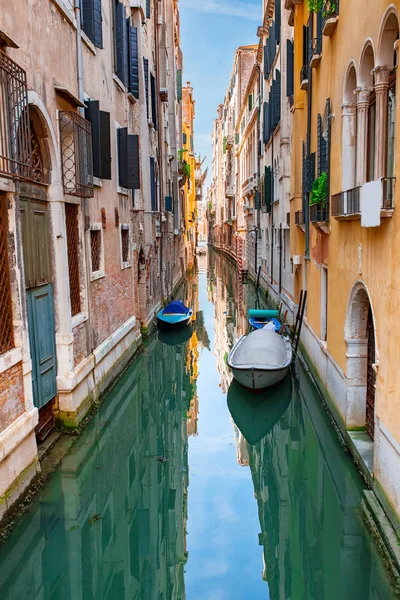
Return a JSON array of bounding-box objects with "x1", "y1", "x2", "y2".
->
[
  {"x1": 332, "y1": 179, "x2": 394, "y2": 221},
  {"x1": 295, "y1": 210, "x2": 305, "y2": 231},
  {"x1": 309, "y1": 37, "x2": 322, "y2": 68},
  {"x1": 310, "y1": 202, "x2": 329, "y2": 226},
  {"x1": 322, "y1": 0, "x2": 339, "y2": 37},
  {"x1": 0, "y1": 51, "x2": 32, "y2": 180},
  {"x1": 300, "y1": 66, "x2": 309, "y2": 91}
]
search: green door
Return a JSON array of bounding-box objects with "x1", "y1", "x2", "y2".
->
[{"x1": 27, "y1": 284, "x2": 57, "y2": 408}]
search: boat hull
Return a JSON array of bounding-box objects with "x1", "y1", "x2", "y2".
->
[
  {"x1": 157, "y1": 309, "x2": 193, "y2": 329},
  {"x1": 230, "y1": 365, "x2": 289, "y2": 391}
]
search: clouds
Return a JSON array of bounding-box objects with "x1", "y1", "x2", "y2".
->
[{"x1": 179, "y1": 0, "x2": 260, "y2": 21}]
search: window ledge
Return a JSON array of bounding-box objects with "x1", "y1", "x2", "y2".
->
[
  {"x1": 121, "y1": 261, "x2": 132, "y2": 270},
  {"x1": 49, "y1": 0, "x2": 77, "y2": 28},
  {"x1": 0, "y1": 347, "x2": 22, "y2": 375},
  {"x1": 117, "y1": 186, "x2": 129, "y2": 196},
  {"x1": 71, "y1": 312, "x2": 88, "y2": 329},
  {"x1": 127, "y1": 93, "x2": 138, "y2": 104},
  {"x1": 113, "y1": 73, "x2": 127, "y2": 92},
  {"x1": 81, "y1": 31, "x2": 96, "y2": 55},
  {"x1": 93, "y1": 176, "x2": 102, "y2": 188},
  {"x1": 91, "y1": 269, "x2": 105, "y2": 282}
]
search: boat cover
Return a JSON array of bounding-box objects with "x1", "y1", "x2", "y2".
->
[
  {"x1": 162, "y1": 300, "x2": 189, "y2": 315},
  {"x1": 234, "y1": 329, "x2": 288, "y2": 368}
]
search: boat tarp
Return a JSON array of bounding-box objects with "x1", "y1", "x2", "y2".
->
[
  {"x1": 162, "y1": 301, "x2": 189, "y2": 315},
  {"x1": 233, "y1": 329, "x2": 288, "y2": 368},
  {"x1": 248, "y1": 309, "x2": 279, "y2": 318}
]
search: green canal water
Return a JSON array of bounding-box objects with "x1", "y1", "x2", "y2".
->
[{"x1": 0, "y1": 251, "x2": 398, "y2": 599}]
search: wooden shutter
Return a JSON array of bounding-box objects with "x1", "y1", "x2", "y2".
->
[
  {"x1": 317, "y1": 10, "x2": 323, "y2": 40},
  {"x1": 309, "y1": 152, "x2": 316, "y2": 190},
  {"x1": 85, "y1": 100, "x2": 101, "y2": 178},
  {"x1": 144, "y1": 58, "x2": 149, "y2": 119},
  {"x1": 165, "y1": 196, "x2": 173, "y2": 212},
  {"x1": 82, "y1": 0, "x2": 103, "y2": 48},
  {"x1": 286, "y1": 39, "x2": 294, "y2": 97},
  {"x1": 248, "y1": 94, "x2": 253, "y2": 111},
  {"x1": 271, "y1": 79, "x2": 277, "y2": 129},
  {"x1": 129, "y1": 26, "x2": 139, "y2": 99},
  {"x1": 263, "y1": 102, "x2": 270, "y2": 144},
  {"x1": 183, "y1": 133, "x2": 187, "y2": 145},
  {"x1": 275, "y1": 70, "x2": 281, "y2": 126},
  {"x1": 127, "y1": 134, "x2": 140, "y2": 190},
  {"x1": 270, "y1": 21, "x2": 276, "y2": 64},
  {"x1": 177, "y1": 68, "x2": 182, "y2": 101},
  {"x1": 100, "y1": 111, "x2": 111, "y2": 180},
  {"x1": 265, "y1": 166, "x2": 272, "y2": 212},
  {"x1": 146, "y1": 0, "x2": 150, "y2": 19},
  {"x1": 275, "y1": 0, "x2": 281, "y2": 44},
  {"x1": 150, "y1": 157, "x2": 156, "y2": 211},
  {"x1": 115, "y1": 3, "x2": 129, "y2": 85},
  {"x1": 264, "y1": 45, "x2": 269, "y2": 79},
  {"x1": 302, "y1": 25, "x2": 309, "y2": 67},
  {"x1": 118, "y1": 127, "x2": 128, "y2": 188},
  {"x1": 20, "y1": 197, "x2": 51, "y2": 288},
  {"x1": 255, "y1": 191, "x2": 261, "y2": 210},
  {"x1": 150, "y1": 73, "x2": 157, "y2": 129}
]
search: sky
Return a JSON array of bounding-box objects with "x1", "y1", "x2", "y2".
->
[{"x1": 179, "y1": 0, "x2": 261, "y2": 189}]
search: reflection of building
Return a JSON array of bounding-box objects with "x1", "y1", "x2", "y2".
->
[
  {"x1": 182, "y1": 84, "x2": 197, "y2": 270},
  {"x1": 0, "y1": 335, "x2": 191, "y2": 599},
  {"x1": 246, "y1": 368, "x2": 395, "y2": 599},
  {"x1": 232, "y1": 422, "x2": 249, "y2": 466}
]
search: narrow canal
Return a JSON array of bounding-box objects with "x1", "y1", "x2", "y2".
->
[{"x1": 0, "y1": 250, "x2": 397, "y2": 599}]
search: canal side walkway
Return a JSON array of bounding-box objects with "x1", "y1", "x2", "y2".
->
[{"x1": 211, "y1": 244, "x2": 400, "y2": 582}]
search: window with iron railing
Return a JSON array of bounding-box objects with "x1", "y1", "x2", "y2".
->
[
  {"x1": 90, "y1": 228, "x2": 102, "y2": 273},
  {"x1": 65, "y1": 203, "x2": 81, "y2": 316},
  {"x1": 0, "y1": 51, "x2": 31, "y2": 180},
  {"x1": 60, "y1": 111, "x2": 94, "y2": 197},
  {"x1": 0, "y1": 199, "x2": 14, "y2": 354}
]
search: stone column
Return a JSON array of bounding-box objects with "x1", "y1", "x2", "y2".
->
[
  {"x1": 341, "y1": 102, "x2": 357, "y2": 191},
  {"x1": 373, "y1": 65, "x2": 391, "y2": 179},
  {"x1": 355, "y1": 87, "x2": 371, "y2": 186}
]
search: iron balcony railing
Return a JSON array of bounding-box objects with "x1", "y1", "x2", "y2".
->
[
  {"x1": 332, "y1": 186, "x2": 361, "y2": 217},
  {"x1": 300, "y1": 65, "x2": 309, "y2": 89},
  {"x1": 310, "y1": 202, "x2": 329, "y2": 223},
  {"x1": 382, "y1": 177, "x2": 395, "y2": 209},
  {"x1": 309, "y1": 37, "x2": 322, "y2": 62},
  {"x1": 295, "y1": 210, "x2": 304, "y2": 226},
  {"x1": 322, "y1": 0, "x2": 339, "y2": 24},
  {"x1": 0, "y1": 50, "x2": 31, "y2": 180}
]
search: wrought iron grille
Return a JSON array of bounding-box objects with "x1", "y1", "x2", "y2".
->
[
  {"x1": 309, "y1": 37, "x2": 322, "y2": 61},
  {"x1": 295, "y1": 210, "x2": 304, "y2": 225},
  {"x1": 366, "y1": 309, "x2": 375, "y2": 439},
  {"x1": 309, "y1": 202, "x2": 329, "y2": 223},
  {"x1": 0, "y1": 50, "x2": 31, "y2": 180},
  {"x1": 347, "y1": 186, "x2": 361, "y2": 213},
  {"x1": 65, "y1": 203, "x2": 81, "y2": 316},
  {"x1": 382, "y1": 177, "x2": 395, "y2": 209},
  {"x1": 59, "y1": 111, "x2": 94, "y2": 198},
  {"x1": 90, "y1": 229, "x2": 101, "y2": 272},
  {"x1": 0, "y1": 199, "x2": 14, "y2": 353},
  {"x1": 121, "y1": 227, "x2": 129, "y2": 263},
  {"x1": 331, "y1": 192, "x2": 344, "y2": 216}
]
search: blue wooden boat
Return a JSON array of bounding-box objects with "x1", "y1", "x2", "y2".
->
[
  {"x1": 157, "y1": 301, "x2": 193, "y2": 329},
  {"x1": 248, "y1": 309, "x2": 281, "y2": 332}
]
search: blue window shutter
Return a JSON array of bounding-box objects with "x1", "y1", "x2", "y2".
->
[
  {"x1": 150, "y1": 158, "x2": 156, "y2": 211},
  {"x1": 275, "y1": 0, "x2": 281, "y2": 44},
  {"x1": 146, "y1": 0, "x2": 151, "y2": 19},
  {"x1": 82, "y1": 0, "x2": 103, "y2": 48},
  {"x1": 115, "y1": 3, "x2": 129, "y2": 85},
  {"x1": 99, "y1": 111, "x2": 112, "y2": 180},
  {"x1": 275, "y1": 70, "x2": 281, "y2": 125},
  {"x1": 150, "y1": 73, "x2": 157, "y2": 129},
  {"x1": 286, "y1": 39, "x2": 294, "y2": 97},
  {"x1": 264, "y1": 45, "x2": 269, "y2": 79},
  {"x1": 85, "y1": 100, "x2": 101, "y2": 178},
  {"x1": 118, "y1": 127, "x2": 128, "y2": 188},
  {"x1": 165, "y1": 196, "x2": 173, "y2": 212},
  {"x1": 127, "y1": 135, "x2": 140, "y2": 190},
  {"x1": 129, "y1": 26, "x2": 139, "y2": 99},
  {"x1": 265, "y1": 166, "x2": 272, "y2": 211},
  {"x1": 177, "y1": 69, "x2": 182, "y2": 102},
  {"x1": 255, "y1": 191, "x2": 261, "y2": 210},
  {"x1": 143, "y1": 58, "x2": 149, "y2": 119}
]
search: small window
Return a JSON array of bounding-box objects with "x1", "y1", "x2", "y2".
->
[
  {"x1": 0, "y1": 199, "x2": 14, "y2": 354},
  {"x1": 90, "y1": 228, "x2": 102, "y2": 273},
  {"x1": 65, "y1": 203, "x2": 81, "y2": 316},
  {"x1": 121, "y1": 225, "x2": 130, "y2": 266}
]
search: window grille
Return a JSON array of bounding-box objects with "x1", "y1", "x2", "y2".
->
[
  {"x1": 59, "y1": 111, "x2": 94, "y2": 198},
  {"x1": 121, "y1": 226, "x2": 129, "y2": 263},
  {"x1": 0, "y1": 199, "x2": 14, "y2": 353},
  {"x1": 65, "y1": 203, "x2": 81, "y2": 316},
  {"x1": 0, "y1": 50, "x2": 31, "y2": 180},
  {"x1": 90, "y1": 229, "x2": 101, "y2": 272}
]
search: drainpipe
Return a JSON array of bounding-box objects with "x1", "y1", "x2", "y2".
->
[
  {"x1": 75, "y1": 0, "x2": 94, "y2": 355},
  {"x1": 271, "y1": 134, "x2": 274, "y2": 285},
  {"x1": 305, "y1": 20, "x2": 313, "y2": 261}
]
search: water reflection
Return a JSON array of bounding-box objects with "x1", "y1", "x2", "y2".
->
[{"x1": 0, "y1": 331, "x2": 196, "y2": 600}]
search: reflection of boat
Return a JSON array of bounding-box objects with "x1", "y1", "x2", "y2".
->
[
  {"x1": 227, "y1": 328, "x2": 292, "y2": 390},
  {"x1": 227, "y1": 376, "x2": 292, "y2": 445},
  {"x1": 158, "y1": 324, "x2": 193, "y2": 346},
  {"x1": 157, "y1": 301, "x2": 193, "y2": 329}
]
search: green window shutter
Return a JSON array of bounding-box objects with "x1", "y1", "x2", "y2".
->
[
  {"x1": 235, "y1": 132, "x2": 239, "y2": 144},
  {"x1": 249, "y1": 94, "x2": 253, "y2": 112},
  {"x1": 177, "y1": 69, "x2": 182, "y2": 102},
  {"x1": 223, "y1": 136, "x2": 227, "y2": 153},
  {"x1": 264, "y1": 166, "x2": 272, "y2": 212},
  {"x1": 143, "y1": 58, "x2": 149, "y2": 119},
  {"x1": 286, "y1": 39, "x2": 294, "y2": 97},
  {"x1": 129, "y1": 26, "x2": 139, "y2": 99}
]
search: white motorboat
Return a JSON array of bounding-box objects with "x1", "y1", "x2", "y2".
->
[{"x1": 227, "y1": 328, "x2": 292, "y2": 391}]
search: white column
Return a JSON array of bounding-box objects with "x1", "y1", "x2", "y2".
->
[
  {"x1": 341, "y1": 102, "x2": 357, "y2": 191},
  {"x1": 373, "y1": 65, "x2": 391, "y2": 179},
  {"x1": 355, "y1": 87, "x2": 371, "y2": 186}
]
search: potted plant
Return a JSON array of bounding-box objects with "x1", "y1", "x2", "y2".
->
[{"x1": 310, "y1": 171, "x2": 327, "y2": 206}]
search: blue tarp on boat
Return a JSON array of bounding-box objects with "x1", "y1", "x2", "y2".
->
[{"x1": 162, "y1": 301, "x2": 189, "y2": 315}]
